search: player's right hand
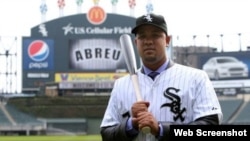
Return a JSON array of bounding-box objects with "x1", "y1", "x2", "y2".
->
[{"x1": 137, "y1": 111, "x2": 159, "y2": 136}]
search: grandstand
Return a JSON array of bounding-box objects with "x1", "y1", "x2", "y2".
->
[
  {"x1": 219, "y1": 94, "x2": 250, "y2": 125},
  {"x1": 226, "y1": 94, "x2": 250, "y2": 124},
  {"x1": 219, "y1": 98, "x2": 244, "y2": 124},
  {"x1": 0, "y1": 105, "x2": 11, "y2": 126},
  {"x1": 0, "y1": 101, "x2": 46, "y2": 135},
  {"x1": 232, "y1": 101, "x2": 250, "y2": 124},
  {"x1": 0, "y1": 93, "x2": 250, "y2": 136},
  {"x1": 0, "y1": 94, "x2": 109, "y2": 135}
]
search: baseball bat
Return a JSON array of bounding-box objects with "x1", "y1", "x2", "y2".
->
[{"x1": 119, "y1": 34, "x2": 151, "y2": 134}]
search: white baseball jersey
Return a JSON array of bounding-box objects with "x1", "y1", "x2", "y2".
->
[{"x1": 101, "y1": 64, "x2": 223, "y2": 141}]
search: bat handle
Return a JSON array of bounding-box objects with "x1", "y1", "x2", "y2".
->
[
  {"x1": 131, "y1": 75, "x2": 143, "y2": 101},
  {"x1": 131, "y1": 75, "x2": 152, "y2": 134},
  {"x1": 141, "y1": 126, "x2": 151, "y2": 134}
]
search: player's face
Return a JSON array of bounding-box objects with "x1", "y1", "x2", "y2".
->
[{"x1": 135, "y1": 25, "x2": 170, "y2": 70}]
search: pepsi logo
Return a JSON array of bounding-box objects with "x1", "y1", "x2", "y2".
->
[{"x1": 28, "y1": 40, "x2": 49, "y2": 62}]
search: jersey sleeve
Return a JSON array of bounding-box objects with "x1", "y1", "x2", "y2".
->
[
  {"x1": 100, "y1": 77, "x2": 131, "y2": 128},
  {"x1": 192, "y1": 70, "x2": 223, "y2": 123},
  {"x1": 100, "y1": 81, "x2": 121, "y2": 127}
]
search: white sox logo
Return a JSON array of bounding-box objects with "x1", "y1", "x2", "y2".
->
[
  {"x1": 161, "y1": 87, "x2": 186, "y2": 122},
  {"x1": 143, "y1": 14, "x2": 153, "y2": 22}
]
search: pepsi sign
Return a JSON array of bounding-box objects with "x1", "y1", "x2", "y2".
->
[
  {"x1": 23, "y1": 39, "x2": 54, "y2": 70},
  {"x1": 28, "y1": 40, "x2": 49, "y2": 62}
]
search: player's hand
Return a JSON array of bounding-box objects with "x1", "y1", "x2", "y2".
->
[
  {"x1": 131, "y1": 101, "x2": 149, "y2": 118},
  {"x1": 131, "y1": 101, "x2": 149, "y2": 129},
  {"x1": 137, "y1": 111, "x2": 159, "y2": 136}
]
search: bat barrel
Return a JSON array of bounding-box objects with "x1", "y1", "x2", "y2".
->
[{"x1": 119, "y1": 34, "x2": 137, "y2": 75}]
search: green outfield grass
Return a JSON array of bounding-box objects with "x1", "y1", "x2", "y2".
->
[{"x1": 0, "y1": 135, "x2": 101, "y2": 141}]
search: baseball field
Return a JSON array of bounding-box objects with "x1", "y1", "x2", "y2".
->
[{"x1": 0, "y1": 134, "x2": 101, "y2": 141}]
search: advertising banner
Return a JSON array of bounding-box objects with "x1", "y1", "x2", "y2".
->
[
  {"x1": 22, "y1": 7, "x2": 137, "y2": 90},
  {"x1": 197, "y1": 52, "x2": 250, "y2": 95}
]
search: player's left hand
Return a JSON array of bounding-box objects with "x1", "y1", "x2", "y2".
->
[{"x1": 137, "y1": 111, "x2": 159, "y2": 136}]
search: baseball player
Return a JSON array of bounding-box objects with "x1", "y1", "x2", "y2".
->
[{"x1": 100, "y1": 13, "x2": 223, "y2": 141}]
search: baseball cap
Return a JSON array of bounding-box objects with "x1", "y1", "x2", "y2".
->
[{"x1": 131, "y1": 13, "x2": 168, "y2": 35}]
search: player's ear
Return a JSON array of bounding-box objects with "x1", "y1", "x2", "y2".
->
[
  {"x1": 134, "y1": 38, "x2": 138, "y2": 46},
  {"x1": 166, "y1": 35, "x2": 171, "y2": 45}
]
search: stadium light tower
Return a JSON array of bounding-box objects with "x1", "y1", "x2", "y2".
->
[
  {"x1": 220, "y1": 34, "x2": 224, "y2": 52},
  {"x1": 207, "y1": 34, "x2": 210, "y2": 52},
  {"x1": 238, "y1": 33, "x2": 242, "y2": 51},
  {"x1": 206, "y1": 35, "x2": 210, "y2": 46},
  {"x1": 193, "y1": 35, "x2": 196, "y2": 53}
]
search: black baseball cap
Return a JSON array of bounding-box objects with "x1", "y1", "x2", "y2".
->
[{"x1": 132, "y1": 13, "x2": 168, "y2": 35}]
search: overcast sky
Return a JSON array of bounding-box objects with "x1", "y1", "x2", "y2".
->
[
  {"x1": 0, "y1": 0, "x2": 250, "y2": 93},
  {"x1": 0, "y1": 0, "x2": 250, "y2": 51}
]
